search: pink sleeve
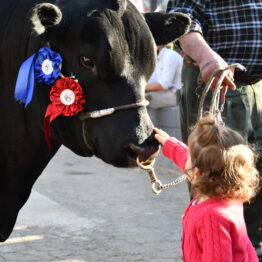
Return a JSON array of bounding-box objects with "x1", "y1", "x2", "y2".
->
[{"x1": 162, "y1": 137, "x2": 188, "y2": 172}]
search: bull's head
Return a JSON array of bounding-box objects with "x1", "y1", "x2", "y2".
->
[{"x1": 30, "y1": 0, "x2": 190, "y2": 167}]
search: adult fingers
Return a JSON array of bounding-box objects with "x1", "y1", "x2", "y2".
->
[
  {"x1": 223, "y1": 75, "x2": 236, "y2": 90},
  {"x1": 220, "y1": 85, "x2": 228, "y2": 104},
  {"x1": 210, "y1": 72, "x2": 236, "y2": 91}
]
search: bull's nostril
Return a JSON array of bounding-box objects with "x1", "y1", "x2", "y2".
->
[
  {"x1": 127, "y1": 143, "x2": 160, "y2": 163},
  {"x1": 126, "y1": 144, "x2": 138, "y2": 159}
]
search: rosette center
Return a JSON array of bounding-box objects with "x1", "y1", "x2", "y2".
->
[
  {"x1": 60, "y1": 89, "x2": 76, "y2": 105},
  {"x1": 41, "y1": 59, "x2": 53, "y2": 75}
]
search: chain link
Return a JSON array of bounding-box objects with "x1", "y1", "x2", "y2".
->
[
  {"x1": 137, "y1": 157, "x2": 187, "y2": 194},
  {"x1": 159, "y1": 174, "x2": 187, "y2": 190}
]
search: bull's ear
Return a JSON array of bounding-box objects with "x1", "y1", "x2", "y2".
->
[
  {"x1": 111, "y1": 0, "x2": 127, "y2": 15},
  {"x1": 30, "y1": 3, "x2": 62, "y2": 35},
  {"x1": 144, "y1": 12, "x2": 191, "y2": 45}
]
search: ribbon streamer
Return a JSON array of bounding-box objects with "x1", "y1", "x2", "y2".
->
[
  {"x1": 44, "y1": 77, "x2": 86, "y2": 148},
  {"x1": 14, "y1": 53, "x2": 36, "y2": 107},
  {"x1": 15, "y1": 47, "x2": 62, "y2": 107}
]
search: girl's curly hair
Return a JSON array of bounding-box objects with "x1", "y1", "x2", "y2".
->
[{"x1": 188, "y1": 115, "x2": 260, "y2": 203}]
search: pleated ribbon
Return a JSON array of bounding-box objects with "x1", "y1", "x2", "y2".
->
[
  {"x1": 15, "y1": 47, "x2": 62, "y2": 107},
  {"x1": 44, "y1": 77, "x2": 86, "y2": 148}
]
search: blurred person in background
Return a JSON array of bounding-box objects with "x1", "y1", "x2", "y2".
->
[
  {"x1": 154, "y1": 0, "x2": 169, "y2": 11},
  {"x1": 129, "y1": 0, "x2": 144, "y2": 12},
  {"x1": 146, "y1": 44, "x2": 183, "y2": 109}
]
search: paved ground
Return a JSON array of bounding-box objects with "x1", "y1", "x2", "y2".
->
[{"x1": 0, "y1": 146, "x2": 189, "y2": 262}]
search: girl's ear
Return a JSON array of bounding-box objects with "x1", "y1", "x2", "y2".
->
[{"x1": 193, "y1": 167, "x2": 201, "y2": 177}]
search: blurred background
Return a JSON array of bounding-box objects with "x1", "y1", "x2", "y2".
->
[{"x1": 130, "y1": 0, "x2": 169, "y2": 12}]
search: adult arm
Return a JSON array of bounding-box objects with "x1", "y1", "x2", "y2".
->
[
  {"x1": 179, "y1": 32, "x2": 236, "y2": 90},
  {"x1": 146, "y1": 62, "x2": 164, "y2": 91},
  {"x1": 167, "y1": 0, "x2": 236, "y2": 91},
  {"x1": 145, "y1": 82, "x2": 164, "y2": 91}
]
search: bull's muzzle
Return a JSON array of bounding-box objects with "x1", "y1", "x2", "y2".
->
[{"x1": 127, "y1": 143, "x2": 160, "y2": 166}]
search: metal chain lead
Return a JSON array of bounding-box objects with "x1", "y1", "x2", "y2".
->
[
  {"x1": 137, "y1": 158, "x2": 187, "y2": 194},
  {"x1": 159, "y1": 174, "x2": 187, "y2": 190}
]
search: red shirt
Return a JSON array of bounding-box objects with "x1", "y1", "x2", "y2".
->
[{"x1": 162, "y1": 138, "x2": 258, "y2": 261}]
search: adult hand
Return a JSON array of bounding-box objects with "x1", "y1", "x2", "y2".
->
[
  {"x1": 200, "y1": 56, "x2": 235, "y2": 86},
  {"x1": 199, "y1": 56, "x2": 236, "y2": 103},
  {"x1": 179, "y1": 32, "x2": 236, "y2": 102},
  {"x1": 154, "y1": 127, "x2": 170, "y2": 145}
]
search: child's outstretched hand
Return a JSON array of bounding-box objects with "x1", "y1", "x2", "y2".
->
[{"x1": 154, "y1": 128, "x2": 170, "y2": 145}]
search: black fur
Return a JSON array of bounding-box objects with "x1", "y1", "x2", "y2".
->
[
  {"x1": 144, "y1": 12, "x2": 190, "y2": 45},
  {"x1": 36, "y1": 4, "x2": 61, "y2": 27},
  {"x1": 0, "y1": 0, "x2": 190, "y2": 241}
]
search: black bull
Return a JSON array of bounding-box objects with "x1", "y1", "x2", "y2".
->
[{"x1": 0, "y1": 0, "x2": 190, "y2": 241}]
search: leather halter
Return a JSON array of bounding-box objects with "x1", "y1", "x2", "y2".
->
[
  {"x1": 79, "y1": 100, "x2": 149, "y2": 120},
  {"x1": 79, "y1": 100, "x2": 149, "y2": 151}
]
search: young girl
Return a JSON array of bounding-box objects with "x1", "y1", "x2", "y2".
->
[{"x1": 154, "y1": 115, "x2": 260, "y2": 262}]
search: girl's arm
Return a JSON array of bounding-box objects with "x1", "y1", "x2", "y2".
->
[{"x1": 154, "y1": 128, "x2": 188, "y2": 171}]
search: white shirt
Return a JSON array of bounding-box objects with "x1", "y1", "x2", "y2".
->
[
  {"x1": 129, "y1": 0, "x2": 144, "y2": 12},
  {"x1": 148, "y1": 47, "x2": 183, "y2": 90}
]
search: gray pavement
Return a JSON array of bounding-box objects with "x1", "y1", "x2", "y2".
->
[{"x1": 0, "y1": 146, "x2": 189, "y2": 262}]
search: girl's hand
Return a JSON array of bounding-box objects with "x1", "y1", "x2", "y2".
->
[{"x1": 154, "y1": 128, "x2": 170, "y2": 145}]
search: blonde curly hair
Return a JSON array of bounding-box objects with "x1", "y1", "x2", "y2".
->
[{"x1": 188, "y1": 115, "x2": 260, "y2": 203}]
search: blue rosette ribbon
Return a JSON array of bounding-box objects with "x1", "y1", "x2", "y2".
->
[{"x1": 14, "y1": 47, "x2": 63, "y2": 107}]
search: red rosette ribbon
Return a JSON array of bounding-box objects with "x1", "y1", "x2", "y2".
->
[{"x1": 44, "y1": 77, "x2": 86, "y2": 148}]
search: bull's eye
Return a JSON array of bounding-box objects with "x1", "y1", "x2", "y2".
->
[{"x1": 80, "y1": 56, "x2": 95, "y2": 69}]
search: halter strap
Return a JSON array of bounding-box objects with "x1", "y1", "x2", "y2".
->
[
  {"x1": 79, "y1": 100, "x2": 149, "y2": 121},
  {"x1": 80, "y1": 99, "x2": 149, "y2": 152}
]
